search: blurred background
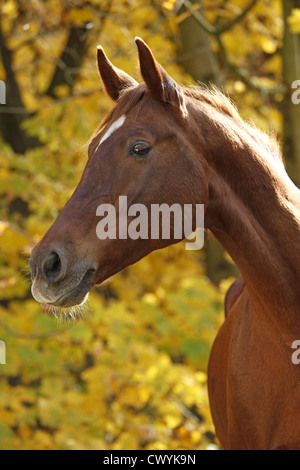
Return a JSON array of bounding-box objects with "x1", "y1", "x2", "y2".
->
[{"x1": 0, "y1": 0, "x2": 299, "y2": 450}]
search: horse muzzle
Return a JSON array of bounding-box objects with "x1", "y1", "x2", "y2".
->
[{"x1": 30, "y1": 242, "x2": 96, "y2": 308}]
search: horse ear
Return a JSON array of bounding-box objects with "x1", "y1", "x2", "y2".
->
[
  {"x1": 135, "y1": 37, "x2": 187, "y2": 117},
  {"x1": 97, "y1": 46, "x2": 138, "y2": 101}
]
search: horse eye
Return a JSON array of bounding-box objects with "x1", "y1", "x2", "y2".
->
[{"x1": 130, "y1": 141, "x2": 152, "y2": 158}]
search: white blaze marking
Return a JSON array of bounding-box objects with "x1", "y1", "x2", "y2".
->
[{"x1": 95, "y1": 115, "x2": 126, "y2": 153}]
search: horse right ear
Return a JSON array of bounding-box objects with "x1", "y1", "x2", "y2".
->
[
  {"x1": 135, "y1": 38, "x2": 187, "y2": 118},
  {"x1": 97, "y1": 46, "x2": 138, "y2": 101}
]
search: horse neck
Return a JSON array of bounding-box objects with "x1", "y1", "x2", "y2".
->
[{"x1": 191, "y1": 100, "x2": 300, "y2": 328}]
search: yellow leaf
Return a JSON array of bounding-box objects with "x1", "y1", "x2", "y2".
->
[
  {"x1": 2, "y1": 0, "x2": 18, "y2": 18},
  {"x1": 261, "y1": 37, "x2": 277, "y2": 54},
  {"x1": 164, "y1": 412, "x2": 182, "y2": 429},
  {"x1": 0, "y1": 221, "x2": 8, "y2": 235},
  {"x1": 288, "y1": 8, "x2": 300, "y2": 33},
  {"x1": 161, "y1": 0, "x2": 177, "y2": 11},
  {"x1": 68, "y1": 7, "x2": 94, "y2": 24}
]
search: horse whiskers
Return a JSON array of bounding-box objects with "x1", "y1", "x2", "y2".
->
[
  {"x1": 41, "y1": 298, "x2": 89, "y2": 323},
  {"x1": 20, "y1": 261, "x2": 32, "y2": 280}
]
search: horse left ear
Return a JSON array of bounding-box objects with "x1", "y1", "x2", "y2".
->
[
  {"x1": 135, "y1": 37, "x2": 187, "y2": 117},
  {"x1": 97, "y1": 46, "x2": 138, "y2": 101}
]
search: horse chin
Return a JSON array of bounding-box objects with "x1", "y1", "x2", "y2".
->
[
  {"x1": 41, "y1": 292, "x2": 89, "y2": 321},
  {"x1": 31, "y1": 264, "x2": 96, "y2": 316},
  {"x1": 38, "y1": 268, "x2": 96, "y2": 319}
]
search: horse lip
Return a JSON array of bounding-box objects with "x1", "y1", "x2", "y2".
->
[{"x1": 46, "y1": 268, "x2": 96, "y2": 307}]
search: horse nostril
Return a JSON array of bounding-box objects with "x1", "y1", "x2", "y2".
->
[{"x1": 42, "y1": 251, "x2": 62, "y2": 282}]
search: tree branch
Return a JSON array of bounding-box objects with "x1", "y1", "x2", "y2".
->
[
  {"x1": 183, "y1": 0, "x2": 258, "y2": 35},
  {"x1": 183, "y1": 0, "x2": 215, "y2": 34},
  {"x1": 46, "y1": 0, "x2": 113, "y2": 98},
  {"x1": 0, "y1": 317, "x2": 71, "y2": 339},
  {"x1": 216, "y1": 35, "x2": 287, "y2": 96},
  {"x1": 216, "y1": 0, "x2": 257, "y2": 34},
  {"x1": 46, "y1": 26, "x2": 91, "y2": 98},
  {"x1": 181, "y1": 1, "x2": 287, "y2": 96},
  {"x1": 0, "y1": 25, "x2": 41, "y2": 152}
]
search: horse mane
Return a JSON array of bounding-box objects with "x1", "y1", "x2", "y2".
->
[
  {"x1": 184, "y1": 84, "x2": 241, "y2": 121},
  {"x1": 184, "y1": 84, "x2": 283, "y2": 163}
]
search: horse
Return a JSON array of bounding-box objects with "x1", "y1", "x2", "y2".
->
[{"x1": 30, "y1": 38, "x2": 300, "y2": 450}]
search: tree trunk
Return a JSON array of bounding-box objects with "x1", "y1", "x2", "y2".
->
[
  {"x1": 177, "y1": 1, "x2": 221, "y2": 85},
  {"x1": 177, "y1": 1, "x2": 239, "y2": 284},
  {"x1": 282, "y1": 0, "x2": 300, "y2": 186},
  {"x1": 0, "y1": 26, "x2": 40, "y2": 153},
  {"x1": 46, "y1": 26, "x2": 90, "y2": 98}
]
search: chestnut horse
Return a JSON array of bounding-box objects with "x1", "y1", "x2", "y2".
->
[{"x1": 30, "y1": 38, "x2": 300, "y2": 450}]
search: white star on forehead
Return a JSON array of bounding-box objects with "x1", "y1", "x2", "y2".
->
[{"x1": 95, "y1": 115, "x2": 126, "y2": 153}]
